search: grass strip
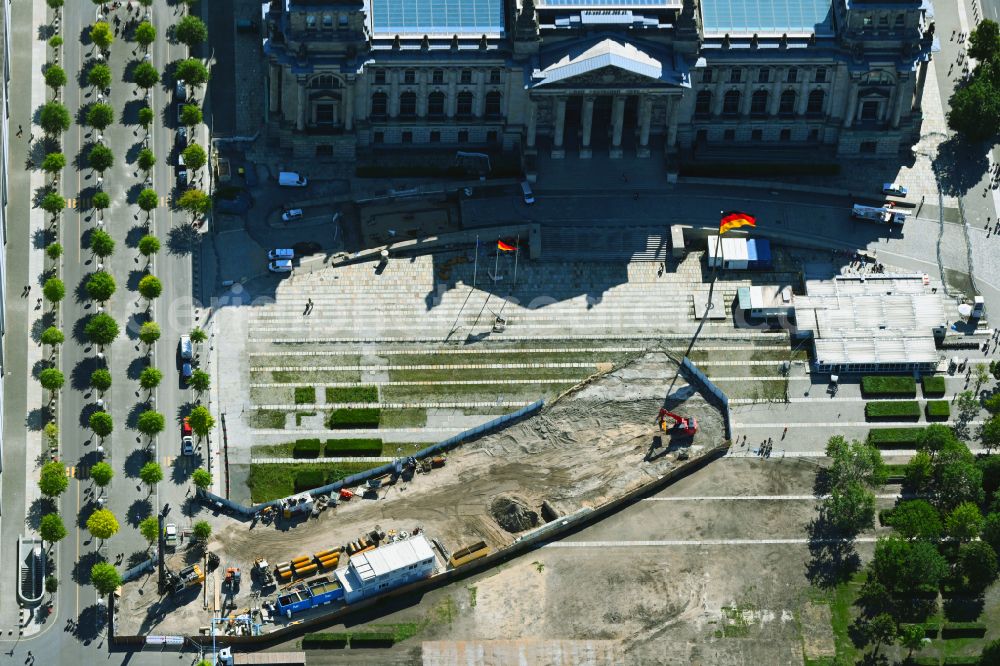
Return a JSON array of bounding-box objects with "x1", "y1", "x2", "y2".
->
[
  {"x1": 325, "y1": 438, "x2": 382, "y2": 456},
  {"x1": 249, "y1": 410, "x2": 286, "y2": 429},
  {"x1": 326, "y1": 385, "x2": 378, "y2": 403},
  {"x1": 294, "y1": 387, "x2": 316, "y2": 404},
  {"x1": 247, "y1": 462, "x2": 380, "y2": 502},
  {"x1": 380, "y1": 408, "x2": 427, "y2": 428}
]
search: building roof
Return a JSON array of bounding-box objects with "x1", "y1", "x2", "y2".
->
[
  {"x1": 349, "y1": 535, "x2": 434, "y2": 583},
  {"x1": 532, "y1": 39, "x2": 663, "y2": 85},
  {"x1": 738, "y1": 285, "x2": 793, "y2": 310},
  {"x1": 700, "y1": 0, "x2": 835, "y2": 38},
  {"x1": 814, "y1": 337, "x2": 939, "y2": 367},
  {"x1": 537, "y1": 0, "x2": 681, "y2": 7},
  {"x1": 366, "y1": 0, "x2": 505, "y2": 36}
]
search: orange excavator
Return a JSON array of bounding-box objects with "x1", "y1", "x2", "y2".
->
[{"x1": 657, "y1": 409, "x2": 698, "y2": 437}]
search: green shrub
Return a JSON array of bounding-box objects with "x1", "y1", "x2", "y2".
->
[
  {"x1": 868, "y1": 427, "x2": 925, "y2": 447},
  {"x1": 865, "y1": 401, "x2": 921, "y2": 419},
  {"x1": 328, "y1": 408, "x2": 381, "y2": 429},
  {"x1": 900, "y1": 621, "x2": 939, "y2": 639},
  {"x1": 926, "y1": 400, "x2": 951, "y2": 421},
  {"x1": 940, "y1": 621, "x2": 987, "y2": 638},
  {"x1": 324, "y1": 438, "x2": 383, "y2": 456},
  {"x1": 922, "y1": 375, "x2": 946, "y2": 397},
  {"x1": 884, "y1": 463, "x2": 908, "y2": 483},
  {"x1": 861, "y1": 376, "x2": 917, "y2": 397},
  {"x1": 349, "y1": 631, "x2": 396, "y2": 646},
  {"x1": 302, "y1": 632, "x2": 350, "y2": 648},
  {"x1": 941, "y1": 658, "x2": 983, "y2": 665},
  {"x1": 326, "y1": 386, "x2": 378, "y2": 403},
  {"x1": 878, "y1": 508, "x2": 895, "y2": 526},
  {"x1": 293, "y1": 469, "x2": 326, "y2": 492},
  {"x1": 293, "y1": 439, "x2": 323, "y2": 458},
  {"x1": 294, "y1": 386, "x2": 316, "y2": 404}
]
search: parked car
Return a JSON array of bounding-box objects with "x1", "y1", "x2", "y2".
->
[
  {"x1": 268, "y1": 248, "x2": 294, "y2": 260},
  {"x1": 281, "y1": 208, "x2": 303, "y2": 222},
  {"x1": 176, "y1": 167, "x2": 188, "y2": 188},
  {"x1": 179, "y1": 335, "x2": 193, "y2": 360},
  {"x1": 182, "y1": 434, "x2": 194, "y2": 456},
  {"x1": 520, "y1": 180, "x2": 535, "y2": 204},
  {"x1": 164, "y1": 523, "x2": 178, "y2": 548},
  {"x1": 268, "y1": 259, "x2": 293, "y2": 273},
  {"x1": 182, "y1": 417, "x2": 193, "y2": 437},
  {"x1": 181, "y1": 362, "x2": 193, "y2": 382},
  {"x1": 882, "y1": 182, "x2": 908, "y2": 197},
  {"x1": 278, "y1": 171, "x2": 308, "y2": 187},
  {"x1": 176, "y1": 125, "x2": 187, "y2": 144}
]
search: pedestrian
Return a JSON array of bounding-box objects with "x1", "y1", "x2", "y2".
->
[
  {"x1": 781, "y1": 426, "x2": 787, "y2": 439},
  {"x1": 16, "y1": 124, "x2": 22, "y2": 137}
]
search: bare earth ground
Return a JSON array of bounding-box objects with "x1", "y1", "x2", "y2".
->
[{"x1": 118, "y1": 351, "x2": 725, "y2": 635}]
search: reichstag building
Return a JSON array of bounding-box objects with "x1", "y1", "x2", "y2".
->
[{"x1": 263, "y1": 0, "x2": 938, "y2": 162}]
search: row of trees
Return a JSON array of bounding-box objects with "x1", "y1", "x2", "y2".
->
[{"x1": 948, "y1": 19, "x2": 1000, "y2": 142}]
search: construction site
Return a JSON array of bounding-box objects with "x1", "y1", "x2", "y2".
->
[{"x1": 116, "y1": 349, "x2": 727, "y2": 636}]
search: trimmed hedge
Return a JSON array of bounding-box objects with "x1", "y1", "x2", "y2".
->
[
  {"x1": 326, "y1": 386, "x2": 378, "y2": 403},
  {"x1": 324, "y1": 438, "x2": 382, "y2": 457},
  {"x1": 926, "y1": 400, "x2": 951, "y2": 421},
  {"x1": 328, "y1": 408, "x2": 381, "y2": 429},
  {"x1": 862, "y1": 375, "x2": 917, "y2": 397},
  {"x1": 865, "y1": 401, "x2": 921, "y2": 420},
  {"x1": 293, "y1": 438, "x2": 323, "y2": 458},
  {"x1": 302, "y1": 632, "x2": 350, "y2": 648},
  {"x1": 940, "y1": 621, "x2": 988, "y2": 639},
  {"x1": 294, "y1": 469, "x2": 326, "y2": 491},
  {"x1": 901, "y1": 622, "x2": 939, "y2": 639},
  {"x1": 294, "y1": 386, "x2": 316, "y2": 404},
  {"x1": 868, "y1": 427, "x2": 925, "y2": 447},
  {"x1": 922, "y1": 375, "x2": 946, "y2": 397},
  {"x1": 884, "y1": 463, "x2": 908, "y2": 483}
]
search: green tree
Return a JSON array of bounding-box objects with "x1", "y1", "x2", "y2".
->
[
  {"x1": 190, "y1": 327, "x2": 207, "y2": 344},
  {"x1": 138, "y1": 274, "x2": 162, "y2": 300},
  {"x1": 48, "y1": 36, "x2": 63, "y2": 49},
  {"x1": 947, "y1": 76, "x2": 1000, "y2": 142},
  {"x1": 138, "y1": 321, "x2": 160, "y2": 345},
  {"x1": 41, "y1": 191, "x2": 65, "y2": 216},
  {"x1": 177, "y1": 188, "x2": 210, "y2": 217},
  {"x1": 44, "y1": 422, "x2": 58, "y2": 450},
  {"x1": 826, "y1": 435, "x2": 888, "y2": 487},
  {"x1": 137, "y1": 105, "x2": 154, "y2": 129},
  {"x1": 132, "y1": 61, "x2": 160, "y2": 89},
  {"x1": 182, "y1": 143, "x2": 206, "y2": 170},
  {"x1": 89, "y1": 411, "x2": 113, "y2": 438},
  {"x1": 957, "y1": 540, "x2": 999, "y2": 590},
  {"x1": 179, "y1": 103, "x2": 202, "y2": 127},
  {"x1": 44, "y1": 64, "x2": 66, "y2": 91},
  {"x1": 899, "y1": 623, "x2": 925, "y2": 659},
  {"x1": 982, "y1": 414, "x2": 1000, "y2": 452},
  {"x1": 191, "y1": 468, "x2": 212, "y2": 490},
  {"x1": 41, "y1": 152, "x2": 66, "y2": 177},
  {"x1": 46, "y1": 242, "x2": 63, "y2": 260},
  {"x1": 90, "y1": 22, "x2": 114, "y2": 51},
  {"x1": 38, "y1": 368, "x2": 64, "y2": 392},
  {"x1": 87, "y1": 63, "x2": 112, "y2": 90},
  {"x1": 174, "y1": 58, "x2": 209, "y2": 87},
  {"x1": 189, "y1": 369, "x2": 210, "y2": 393},
  {"x1": 40, "y1": 326, "x2": 64, "y2": 347},
  {"x1": 85, "y1": 271, "x2": 116, "y2": 302},
  {"x1": 89, "y1": 229, "x2": 115, "y2": 258},
  {"x1": 139, "y1": 235, "x2": 160, "y2": 258},
  {"x1": 935, "y1": 444, "x2": 985, "y2": 510},
  {"x1": 39, "y1": 512, "x2": 67, "y2": 545},
  {"x1": 134, "y1": 21, "x2": 156, "y2": 49},
  {"x1": 946, "y1": 501, "x2": 984, "y2": 540},
  {"x1": 138, "y1": 461, "x2": 163, "y2": 491},
  {"x1": 88, "y1": 144, "x2": 114, "y2": 173},
  {"x1": 90, "y1": 368, "x2": 112, "y2": 392},
  {"x1": 85, "y1": 312, "x2": 120, "y2": 346},
  {"x1": 46, "y1": 0, "x2": 63, "y2": 8},
  {"x1": 982, "y1": 639, "x2": 1000, "y2": 666},
  {"x1": 90, "y1": 461, "x2": 113, "y2": 487},
  {"x1": 137, "y1": 147, "x2": 156, "y2": 172},
  {"x1": 175, "y1": 15, "x2": 208, "y2": 47},
  {"x1": 139, "y1": 515, "x2": 159, "y2": 544},
  {"x1": 137, "y1": 410, "x2": 166, "y2": 438},
  {"x1": 43, "y1": 277, "x2": 65, "y2": 303},
  {"x1": 885, "y1": 499, "x2": 942, "y2": 540},
  {"x1": 139, "y1": 366, "x2": 162, "y2": 390},
  {"x1": 45, "y1": 576, "x2": 59, "y2": 597},
  {"x1": 39, "y1": 101, "x2": 71, "y2": 134},
  {"x1": 38, "y1": 461, "x2": 68, "y2": 497},
  {"x1": 86, "y1": 103, "x2": 115, "y2": 131},
  {"x1": 823, "y1": 480, "x2": 876, "y2": 534},
  {"x1": 89, "y1": 562, "x2": 121, "y2": 595},
  {"x1": 985, "y1": 393, "x2": 1000, "y2": 414},
  {"x1": 866, "y1": 612, "x2": 897, "y2": 657},
  {"x1": 868, "y1": 536, "x2": 948, "y2": 596},
  {"x1": 137, "y1": 188, "x2": 159, "y2": 214},
  {"x1": 187, "y1": 405, "x2": 215, "y2": 437},
  {"x1": 904, "y1": 450, "x2": 934, "y2": 493},
  {"x1": 87, "y1": 509, "x2": 119, "y2": 541},
  {"x1": 970, "y1": 19, "x2": 1000, "y2": 62},
  {"x1": 91, "y1": 191, "x2": 111, "y2": 213},
  {"x1": 193, "y1": 520, "x2": 212, "y2": 541}
]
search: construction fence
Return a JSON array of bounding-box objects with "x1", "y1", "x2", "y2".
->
[{"x1": 680, "y1": 356, "x2": 732, "y2": 441}]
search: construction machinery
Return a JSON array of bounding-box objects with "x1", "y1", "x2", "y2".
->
[
  {"x1": 225, "y1": 567, "x2": 242, "y2": 591},
  {"x1": 167, "y1": 564, "x2": 204, "y2": 594},
  {"x1": 657, "y1": 409, "x2": 698, "y2": 436},
  {"x1": 253, "y1": 558, "x2": 274, "y2": 588}
]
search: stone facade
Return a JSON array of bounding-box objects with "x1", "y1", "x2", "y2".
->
[{"x1": 263, "y1": 0, "x2": 938, "y2": 161}]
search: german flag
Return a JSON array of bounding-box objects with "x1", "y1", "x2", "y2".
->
[
  {"x1": 497, "y1": 240, "x2": 517, "y2": 252},
  {"x1": 719, "y1": 211, "x2": 756, "y2": 235}
]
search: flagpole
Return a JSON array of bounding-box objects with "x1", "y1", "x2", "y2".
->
[
  {"x1": 472, "y1": 235, "x2": 479, "y2": 290},
  {"x1": 494, "y1": 235, "x2": 500, "y2": 285},
  {"x1": 498, "y1": 234, "x2": 520, "y2": 319}
]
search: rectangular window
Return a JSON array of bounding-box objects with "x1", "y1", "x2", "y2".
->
[
  {"x1": 808, "y1": 129, "x2": 819, "y2": 141},
  {"x1": 322, "y1": 14, "x2": 333, "y2": 28},
  {"x1": 702, "y1": 68, "x2": 713, "y2": 83},
  {"x1": 862, "y1": 15, "x2": 873, "y2": 27},
  {"x1": 878, "y1": 14, "x2": 889, "y2": 26},
  {"x1": 786, "y1": 68, "x2": 797, "y2": 83},
  {"x1": 404, "y1": 70, "x2": 416, "y2": 85},
  {"x1": 723, "y1": 129, "x2": 735, "y2": 141},
  {"x1": 751, "y1": 129, "x2": 762, "y2": 141},
  {"x1": 757, "y1": 68, "x2": 770, "y2": 83},
  {"x1": 729, "y1": 68, "x2": 742, "y2": 84},
  {"x1": 487, "y1": 130, "x2": 498, "y2": 143},
  {"x1": 894, "y1": 14, "x2": 904, "y2": 27},
  {"x1": 780, "y1": 128, "x2": 791, "y2": 141},
  {"x1": 489, "y1": 69, "x2": 501, "y2": 84},
  {"x1": 429, "y1": 131, "x2": 441, "y2": 143},
  {"x1": 460, "y1": 70, "x2": 473, "y2": 84},
  {"x1": 860, "y1": 140, "x2": 877, "y2": 154},
  {"x1": 696, "y1": 129, "x2": 708, "y2": 143},
  {"x1": 860, "y1": 100, "x2": 878, "y2": 120},
  {"x1": 814, "y1": 67, "x2": 826, "y2": 83},
  {"x1": 374, "y1": 70, "x2": 386, "y2": 84},
  {"x1": 432, "y1": 70, "x2": 444, "y2": 84},
  {"x1": 458, "y1": 129, "x2": 469, "y2": 143},
  {"x1": 338, "y1": 14, "x2": 349, "y2": 26},
  {"x1": 402, "y1": 131, "x2": 413, "y2": 144},
  {"x1": 305, "y1": 14, "x2": 317, "y2": 29},
  {"x1": 315, "y1": 103, "x2": 334, "y2": 125},
  {"x1": 373, "y1": 131, "x2": 384, "y2": 144}
]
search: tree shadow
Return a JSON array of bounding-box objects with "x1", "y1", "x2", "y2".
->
[
  {"x1": 25, "y1": 497, "x2": 56, "y2": 531},
  {"x1": 121, "y1": 98, "x2": 146, "y2": 127},
  {"x1": 78, "y1": 401, "x2": 104, "y2": 430},
  {"x1": 126, "y1": 549, "x2": 151, "y2": 569},
  {"x1": 170, "y1": 456, "x2": 193, "y2": 484},
  {"x1": 70, "y1": 356, "x2": 103, "y2": 392},
  {"x1": 181, "y1": 496, "x2": 203, "y2": 519},
  {"x1": 943, "y1": 593, "x2": 986, "y2": 622},
  {"x1": 127, "y1": 268, "x2": 146, "y2": 292},
  {"x1": 32, "y1": 226, "x2": 55, "y2": 251},
  {"x1": 126, "y1": 498, "x2": 153, "y2": 528},
  {"x1": 31, "y1": 356, "x2": 52, "y2": 380},
  {"x1": 126, "y1": 310, "x2": 150, "y2": 341},
  {"x1": 125, "y1": 224, "x2": 147, "y2": 249},
  {"x1": 126, "y1": 354, "x2": 149, "y2": 381},
  {"x1": 26, "y1": 406, "x2": 52, "y2": 432},
  {"x1": 31, "y1": 311, "x2": 57, "y2": 343},
  {"x1": 123, "y1": 447, "x2": 150, "y2": 480},
  {"x1": 70, "y1": 550, "x2": 104, "y2": 587},
  {"x1": 932, "y1": 133, "x2": 991, "y2": 198},
  {"x1": 74, "y1": 602, "x2": 106, "y2": 645},
  {"x1": 167, "y1": 225, "x2": 198, "y2": 255},
  {"x1": 71, "y1": 314, "x2": 97, "y2": 345},
  {"x1": 805, "y1": 516, "x2": 862, "y2": 588},
  {"x1": 125, "y1": 140, "x2": 145, "y2": 167},
  {"x1": 127, "y1": 400, "x2": 150, "y2": 430}
]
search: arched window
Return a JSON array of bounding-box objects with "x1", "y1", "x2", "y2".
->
[
  {"x1": 399, "y1": 91, "x2": 417, "y2": 117},
  {"x1": 456, "y1": 91, "x2": 473, "y2": 117},
  {"x1": 309, "y1": 74, "x2": 336, "y2": 89},
  {"x1": 694, "y1": 90, "x2": 712, "y2": 117},
  {"x1": 722, "y1": 90, "x2": 740, "y2": 116},
  {"x1": 750, "y1": 90, "x2": 768, "y2": 116},
  {"x1": 428, "y1": 91, "x2": 445, "y2": 117},
  {"x1": 371, "y1": 92, "x2": 387, "y2": 118},
  {"x1": 807, "y1": 89, "x2": 825, "y2": 115},
  {"x1": 778, "y1": 89, "x2": 796, "y2": 116},
  {"x1": 484, "y1": 91, "x2": 502, "y2": 118}
]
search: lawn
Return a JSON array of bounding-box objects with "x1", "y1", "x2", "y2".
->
[
  {"x1": 389, "y1": 366, "x2": 592, "y2": 382},
  {"x1": 865, "y1": 401, "x2": 922, "y2": 420},
  {"x1": 268, "y1": 370, "x2": 361, "y2": 383},
  {"x1": 379, "y1": 382, "x2": 576, "y2": 403},
  {"x1": 248, "y1": 410, "x2": 286, "y2": 429},
  {"x1": 326, "y1": 385, "x2": 378, "y2": 403},
  {"x1": 294, "y1": 386, "x2": 316, "y2": 404},
  {"x1": 380, "y1": 408, "x2": 427, "y2": 428},
  {"x1": 247, "y1": 462, "x2": 380, "y2": 502},
  {"x1": 861, "y1": 376, "x2": 917, "y2": 397}
]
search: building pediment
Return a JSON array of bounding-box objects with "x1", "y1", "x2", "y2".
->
[{"x1": 529, "y1": 38, "x2": 687, "y2": 90}]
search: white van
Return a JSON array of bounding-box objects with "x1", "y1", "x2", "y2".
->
[
  {"x1": 178, "y1": 335, "x2": 193, "y2": 360},
  {"x1": 520, "y1": 180, "x2": 535, "y2": 204},
  {"x1": 278, "y1": 171, "x2": 308, "y2": 187},
  {"x1": 268, "y1": 248, "x2": 294, "y2": 260}
]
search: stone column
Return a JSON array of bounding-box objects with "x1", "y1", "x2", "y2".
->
[
  {"x1": 268, "y1": 64, "x2": 281, "y2": 116},
  {"x1": 579, "y1": 96, "x2": 595, "y2": 159},
  {"x1": 552, "y1": 96, "x2": 567, "y2": 159},
  {"x1": 417, "y1": 70, "x2": 428, "y2": 117},
  {"x1": 609, "y1": 95, "x2": 626, "y2": 158},
  {"x1": 842, "y1": 80, "x2": 859, "y2": 128},
  {"x1": 666, "y1": 96, "x2": 680, "y2": 149},
  {"x1": 526, "y1": 99, "x2": 537, "y2": 149},
  {"x1": 344, "y1": 80, "x2": 354, "y2": 131},
  {"x1": 296, "y1": 77, "x2": 306, "y2": 131},
  {"x1": 637, "y1": 96, "x2": 652, "y2": 157},
  {"x1": 447, "y1": 70, "x2": 457, "y2": 118},
  {"x1": 913, "y1": 58, "x2": 929, "y2": 112},
  {"x1": 356, "y1": 74, "x2": 369, "y2": 121},
  {"x1": 739, "y1": 69, "x2": 754, "y2": 116},
  {"x1": 796, "y1": 76, "x2": 810, "y2": 115},
  {"x1": 768, "y1": 67, "x2": 783, "y2": 115},
  {"x1": 474, "y1": 70, "x2": 486, "y2": 117},
  {"x1": 389, "y1": 70, "x2": 400, "y2": 118},
  {"x1": 712, "y1": 82, "x2": 725, "y2": 116}
]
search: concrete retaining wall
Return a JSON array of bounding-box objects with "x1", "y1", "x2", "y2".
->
[{"x1": 680, "y1": 357, "x2": 732, "y2": 441}]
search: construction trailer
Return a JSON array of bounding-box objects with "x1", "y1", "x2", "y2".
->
[
  {"x1": 216, "y1": 647, "x2": 305, "y2": 665},
  {"x1": 274, "y1": 576, "x2": 344, "y2": 618},
  {"x1": 745, "y1": 238, "x2": 773, "y2": 269},
  {"x1": 335, "y1": 535, "x2": 435, "y2": 604},
  {"x1": 736, "y1": 286, "x2": 795, "y2": 319},
  {"x1": 706, "y1": 235, "x2": 749, "y2": 270}
]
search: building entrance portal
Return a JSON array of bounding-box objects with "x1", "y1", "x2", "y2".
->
[{"x1": 549, "y1": 93, "x2": 653, "y2": 160}]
